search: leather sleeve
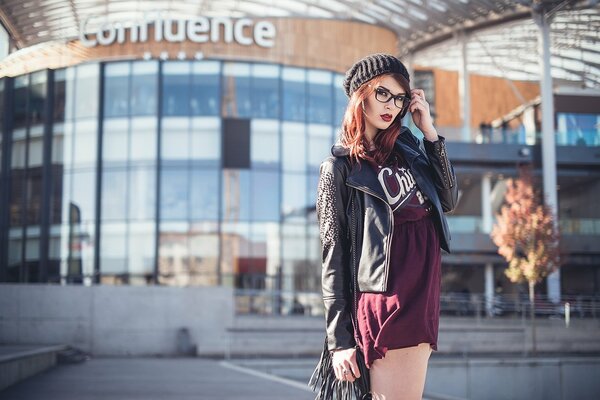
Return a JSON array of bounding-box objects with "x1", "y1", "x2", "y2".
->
[
  {"x1": 423, "y1": 135, "x2": 459, "y2": 213},
  {"x1": 316, "y1": 158, "x2": 356, "y2": 351}
]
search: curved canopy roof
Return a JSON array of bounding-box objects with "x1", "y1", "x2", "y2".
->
[{"x1": 0, "y1": 0, "x2": 599, "y2": 87}]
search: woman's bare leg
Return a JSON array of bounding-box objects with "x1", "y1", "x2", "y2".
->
[{"x1": 370, "y1": 342, "x2": 432, "y2": 400}]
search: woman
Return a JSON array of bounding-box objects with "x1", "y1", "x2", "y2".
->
[{"x1": 312, "y1": 54, "x2": 458, "y2": 400}]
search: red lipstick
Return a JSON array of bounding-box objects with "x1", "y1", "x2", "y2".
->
[{"x1": 380, "y1": 114, "x2": 392, "y2": 122}]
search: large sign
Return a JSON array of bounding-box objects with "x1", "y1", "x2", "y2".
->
[{"x1": 80, "y1": 14, "x2": 276, "y2": 48}]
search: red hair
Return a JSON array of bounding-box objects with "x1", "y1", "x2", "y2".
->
[{"x1": 339, "y1": 73, "x2": 410, "y2": 166}]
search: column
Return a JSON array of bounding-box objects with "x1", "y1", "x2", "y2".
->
[
  {"x1": 485, "y1": 263, "x2": 495, "y2": 317},
  {"x1": 458, "y1": 30, "x2": 471, "y2": 142},
  {"x1": 481, "y1": 173, "x2": 492, "y2": 234},
  {"x1": 535, "y1": 10, "x2": 561, "y2": 304}
]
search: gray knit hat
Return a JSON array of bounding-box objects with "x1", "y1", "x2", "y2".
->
[{"x1": 343, "y1": 53, "x2": 410, "y2": 97}]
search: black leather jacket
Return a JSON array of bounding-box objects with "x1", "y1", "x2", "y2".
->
[{"x1": 316, "y1": 127, "x2": 458, "y2": 351}]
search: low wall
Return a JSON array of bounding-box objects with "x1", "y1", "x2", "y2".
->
[
  {"x1": 426, "y1": 356, "x2": 600, "y2": 400},
  {"x1": 0, "y1": 284, "x2": 233, "y2": 356}
]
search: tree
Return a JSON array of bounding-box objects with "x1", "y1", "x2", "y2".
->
[{"x1": 490, "y1": 166, "x2": 561, "y2": 353}]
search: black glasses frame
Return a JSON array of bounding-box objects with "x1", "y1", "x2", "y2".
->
[{"x1": 373, "y1": 87, "x2": 411, "y2": 109}]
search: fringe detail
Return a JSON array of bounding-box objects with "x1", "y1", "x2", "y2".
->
[{"x1": 309, "y1": 338, "x2": 372, "y2": 400}]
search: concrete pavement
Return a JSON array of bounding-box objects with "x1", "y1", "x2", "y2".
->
[{"x1": 1, "y1": 357, "x2": 315, "y2": 400}]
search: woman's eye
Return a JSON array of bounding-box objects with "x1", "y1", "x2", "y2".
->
[{"x1": 377, "y1": 89, "x2": 389, "y2": 98}]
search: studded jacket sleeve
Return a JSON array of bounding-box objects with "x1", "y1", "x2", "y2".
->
[
  {"x1": 316, "y1": 157, "x2": 356, "y2": 352},
  {"x1": 423, "y1": 135, "x2": 459, "y2": 213}
]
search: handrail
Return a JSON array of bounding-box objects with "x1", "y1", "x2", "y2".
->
[{"x1": 234, "y1": 289, "x2": 600, "y2": 320}]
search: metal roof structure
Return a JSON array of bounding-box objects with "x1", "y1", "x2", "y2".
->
[{"x1": 0, "y1": 0, "x2": 599, "y2": 87}]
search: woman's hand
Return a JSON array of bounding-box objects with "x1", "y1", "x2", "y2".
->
[
  {"x1": 409, "y1": 88, "x2": 438, "y2": 142},
  {"x1": 331, "y1": 347, "x2": 362, "y2": 382}
]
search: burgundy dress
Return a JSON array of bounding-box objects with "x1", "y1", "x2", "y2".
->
[{"x1": 357, "y1": 153, "x2": 442, "y2": 367}]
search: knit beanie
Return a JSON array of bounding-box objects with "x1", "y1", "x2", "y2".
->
[{"x1": 343, "y1": 53, "x2": 410, "y2": 97}]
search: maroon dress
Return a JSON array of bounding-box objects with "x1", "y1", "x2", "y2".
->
[{"x1": 357, "y1": 152, "x2": 442, "y2": 367}]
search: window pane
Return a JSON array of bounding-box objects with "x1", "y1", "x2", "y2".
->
[
  {"x1": 131, "y1": 61, "x2": 158, "y2": 116},
  {"x1": 220, "y1": 222, "x2": 250, "y2": 287},
  {"x1": 190, "y1": 169, "x2": 219, "y2": 220},
  {"x1": 163, "y1": 62, "x2": 191, "y2": 116},
  {"x1": 281, "y1": 223, "x2": 311, "y2": 311},
  {"x1": 282, "y1": 173, "x2": 308, "y2": 223},
  {"x1": 159, "y1": 221, "x2": 219, "y2": 286},
  {"x1": 13, "y1": 75, "x2": 28, "y2": 129},
  {"x1": 130, "y1": 117, "x2": 157, "y2": 162},
  {"x1": 102, "y1": 169, "x2": 127, "y2": 221},
  {"x1": 223, "y1": 62, "x2": 251, "y2": 118},
  {"x1": 282, "y1": 67, "x2": 305, "y2": 122},
  {"x1": 281, "y1": 122, "x2": 306, "y2": 173},
  {"x1": 236, "y1": 223, "x2": 280, "y2": 293},
  {"x1": 308, "y1": 124, "x2": 333, "y2": 171},
  {"x1": 162, "y1": 117, "x2": 190, "y2": 162},
  {"x1": 128, "y1": 221, "x2": 155, "y2": 277},
  {"x1": 69, "y1": 170, "x2": 96, "y2": 223},
  {"x1": 334, "y1": 74, "x2": 346, "y2": 127},
  {"x1": 557, "y1": 113, "x2": 600, "y2": 146},
  {"x1": 191, "y1": 61, "x2": 220, "y2": 116},
  {"x1": 102, "y1": 118, "x2": 129, "y2": 165},
  {"x1": 74, "y1": 64, "x2": 99, "y2": 119},
  {"x1": 53, "y1": 69, "x2": 66, "y2": 122},
  {"x1": 29, "y1": 71, "x2": 47, "y2": 126},
  {"x1": 190, "y1": 117, "x2": 220, "y2": 165},
  {"x1": 189, "y1": 222, "x2": 220, "y2": 285},
  {"x1": 307, "y1": 70, "x2": 332, "y2": 124},
  {"x1": 252, "y1": 64, "x2": 279, "y2": 119},
  {"x1": 251, "y1": 170, "x2": 280, "y2": 221},
  {"x1": 25, "y1": 168, "x2": 43, "y2": 225},
  {"x1": 27, "y1": 127, "x2": 44, "y2": 167},
  {"x1": 161, "y1": 168, "x2": 189, "y2": 220},
  {"x1": 129, "y1": 167, "x2": 156, "y2": 221},
  {"x1": 222, "y1": 170, "x2": 250, "y2": 222},
  {"x1": 251, "y1": 119, "x2": 279, "y2": 169},
  {"x1": 100, "y1": 222, "x2": 127, "y2": 275},
  {"x1": 104, "y1": 62, "x2": 130, "y2": 117},
  {"x1": 72, "y1": 119, "x2": 98, "y2": 168}
]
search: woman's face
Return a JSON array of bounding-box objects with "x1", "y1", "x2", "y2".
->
[{"x1": 363, "y1": 74, "x2": 407, "y2": 133}]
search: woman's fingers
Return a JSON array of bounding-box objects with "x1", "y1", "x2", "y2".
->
[
  {"x1": 349, "y1": 358, "x2": 361, "y2": 379},
  {"x1": 332, "y1": 348, "x2": 362, "y2": 382},
  {"x1": 411, "y1": 88, "x2": 426, "y2": 100}
]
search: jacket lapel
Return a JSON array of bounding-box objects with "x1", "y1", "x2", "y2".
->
[
  {"x1": 346, "y1": 159, "x2": 387, "y2": 200},
  {"x1": 329, "y1": 130, "x2": 423, "y2": 201}
]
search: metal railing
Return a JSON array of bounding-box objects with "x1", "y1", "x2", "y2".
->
[{"x1": 235, "y1": 290, "x2": 600, "y2": 320}]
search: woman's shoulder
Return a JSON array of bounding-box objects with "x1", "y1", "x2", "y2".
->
[
  {"x1": 320, "y1": 144, "x2": 352, "y2": 174},
  {"x1": 397, "y1": 126, "x2": 420, "y2": 147}
]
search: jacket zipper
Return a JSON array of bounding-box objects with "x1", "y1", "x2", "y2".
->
[
  {"x1": 350, "y1": 195, "x2": 360, "y2": 346},
  {"x1": 347, "y1": 183, "x2": 394, "y2": 292}
]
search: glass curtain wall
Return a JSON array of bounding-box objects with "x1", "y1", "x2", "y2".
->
[
  {"x1": 158, "y1": 60, "x2": 221, "y2": 287},
  {"x1": 101, "y1": 61, "x2": 158, "y2": 285},
  {"x1": 1, "y1": 60, "x2": 346, "y2": 301},
  {"x1": 7, "y1": 72, "x2": 47, "y2": 282},
  {"x1": 52, "y1": 64, "x2": 100, "y2": 284}
]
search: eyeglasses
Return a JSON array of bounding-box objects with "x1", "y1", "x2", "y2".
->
[{"x1": 372, "y1": 86, "x2": 411, "y2": 109}]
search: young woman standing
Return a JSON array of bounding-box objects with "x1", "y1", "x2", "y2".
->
[{"x1": 312, "y1": 54, "x2": 458, "y2": 400}]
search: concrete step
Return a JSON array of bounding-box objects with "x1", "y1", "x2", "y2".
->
[
  {"x1": 224, "y1": 315, "x2": 600, "y2": 357},
  {"x1": 0, "y1": 344, "x2": 70, "y2": 391}
]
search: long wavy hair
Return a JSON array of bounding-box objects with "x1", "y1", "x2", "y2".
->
[{"x1": 339, "y1": 73, "x2": 411, "y2": 166}]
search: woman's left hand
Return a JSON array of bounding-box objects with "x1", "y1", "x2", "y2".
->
[{"x1": 409, "y1": 88, "x2": 438, "y2": 141}]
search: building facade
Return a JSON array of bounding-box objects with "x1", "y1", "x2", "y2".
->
[{"x1": 1, "y1": 12, "x2": 599, "y2": 315}]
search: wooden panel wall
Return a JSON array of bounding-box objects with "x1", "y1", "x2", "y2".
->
[
  {"x1": 0, "y1": 18, "x2": 398, "y2": 77},
  {"x1": 422, "y1": 67, "x2": 540, "y2": 128}
]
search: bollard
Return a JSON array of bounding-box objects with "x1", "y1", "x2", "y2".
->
[
  {"x1": 565, "y1": 302, "x2": 570, "y2": 328},
  {"x1": 176, "y1": 327, "x2": 197, "y2": 356}
]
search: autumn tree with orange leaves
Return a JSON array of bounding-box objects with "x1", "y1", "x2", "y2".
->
[{"x1": 490, "y1": 166, "x2": 561, "y2": 353}]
